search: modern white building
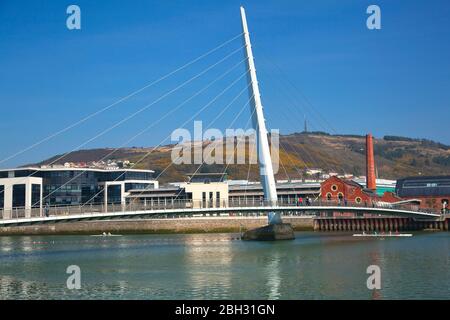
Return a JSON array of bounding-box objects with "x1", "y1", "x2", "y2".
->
[{"x1": 0, "y1": 167, "x2": 158, "y2": 219}]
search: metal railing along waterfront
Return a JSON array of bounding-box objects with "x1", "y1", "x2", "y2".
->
[
  {"x1": 0, "y1": 207, "x2": 42, "y2": 220},
  {"x1": 0, "y1": 198, "x2": 443, "y2": 222}
]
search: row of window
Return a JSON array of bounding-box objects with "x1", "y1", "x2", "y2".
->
[
  {"x1": 0, "y1": 185, "x2": 4, "y2": 208},
  {"x1": 402, "y1": 180, "x2": 450, "y2": 188},
  {"x1": 44, "y1": 185, "x2": 85, "y2": 191},
  {"x1": 124, "y1": 183, "x2": 152, "y2": 192},
  {"x1": 202, "y1": 192, "x2": 221, "y2": 207},
  {"x1": 325, "y1": 192, "x2": 363, "y2": 203}
]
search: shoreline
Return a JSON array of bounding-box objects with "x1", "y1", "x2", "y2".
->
[{"x1": 0, "y1": 216, "x2": 314, "y2": 236}]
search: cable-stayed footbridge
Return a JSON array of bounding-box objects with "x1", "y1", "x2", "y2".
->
[{"x1": 0, "y1": 7, "x2": 445, "y2": 231}]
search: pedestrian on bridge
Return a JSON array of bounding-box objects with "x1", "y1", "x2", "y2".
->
[{"x1": 306, "y1": 196, "x2": 311, "y2": 206}]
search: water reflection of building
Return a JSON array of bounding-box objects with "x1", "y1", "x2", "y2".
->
[{"x1": 182, "y1": 234, "x2": 233, "y2": 299}]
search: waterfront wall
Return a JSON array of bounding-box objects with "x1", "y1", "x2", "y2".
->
[
  {"x1": 314, "y1": 217, "x2": 449, "y2": 232},
  {"x1": 0, "y1": 216, "x2": 314, "y2": 236},
  {"x1": 1, "y1": 216, "x2": 447, "y2": 236}
]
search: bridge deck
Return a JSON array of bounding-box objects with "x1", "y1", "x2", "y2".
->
[{"x1": 0, "y1": 204, "x2": 442, "y2": 227}]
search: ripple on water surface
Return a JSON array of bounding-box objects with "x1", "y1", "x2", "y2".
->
[{"x1": 0, "y1": 232, "x2": 449, "y2": 299}]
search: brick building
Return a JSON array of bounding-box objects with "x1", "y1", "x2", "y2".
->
[
  {"x1": 396, "y1": 176, "x2": 450, "y2": 212},
  {"x1": 320, "y1": 176, "x2": 378, "y2": 205}
]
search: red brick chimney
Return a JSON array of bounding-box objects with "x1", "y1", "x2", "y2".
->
[{"x1": 366, "y1": 134, "x2": 376, "y2": 191}]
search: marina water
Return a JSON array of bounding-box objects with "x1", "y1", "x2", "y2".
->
[{"x1": 0, "y1": 232, "x2": 449, "y2": 299}]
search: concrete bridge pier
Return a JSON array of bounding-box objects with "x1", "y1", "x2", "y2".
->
[
  {"x1": 369, "y1": 219, "x2": 375, "y2": 232},
  {"x1": 411, "y1": 220, "x2": 416, "y2": 230},
  {"x1": 403, "y1": 218, "x2": 409, "y2": 230},
  {"x1": 393, "y1": 219, "x2": 398, "y2": 232},
  {"x1": 420, "y1": 220, "x2": 426, "y2": 230},
  {"x1": 422, "y1": 221, "x2": 428, "y2": 229},
  {"x1": 382, "y1": 219, "x2": 387, "y2": 232},
  {"x1": 364, "y1": 219, "x2": 369, "y2": 232},
  {"x1": 399, "y1": 218, "x2": 405, "y2": 231}
]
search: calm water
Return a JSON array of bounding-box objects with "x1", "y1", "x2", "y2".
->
[{"x1": 0, "y1": 232, "x2": 449, "y2": 300}]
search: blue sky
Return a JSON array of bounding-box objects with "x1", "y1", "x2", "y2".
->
[{"x1": 0, "y1": 0, "x2": 449, "y2": 168}]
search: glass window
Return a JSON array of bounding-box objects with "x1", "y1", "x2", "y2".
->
[
  {"x1": 202, "y1": 192, "x2": 206, "y2": 207},
  {"x1": 12, "y1": 184, "x2": 26, "y2": 207},
  {"x1": 107, "y1": 185, "x2": 122, "y2": 204},
  {"x1": 31, "y1": 184, "x2": 41, "y2": 208},
  {"x1": 125, "y1": 183, "x2": 151, "y2": 192},
  {"x1": 0, "y1": 185, "x2": 4, "y2": 209}
]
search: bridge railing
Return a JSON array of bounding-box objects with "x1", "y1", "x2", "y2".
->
[
  {"x1": 0, "y1": 207, "x2": 42, "y2": 220},
  {"x1": 0, "y1": 198, "x2": 443, "y2": 221}
]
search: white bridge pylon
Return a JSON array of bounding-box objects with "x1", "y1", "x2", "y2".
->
[{"x1": 240, "y1": 7, "x2": 280, "y2": 225}]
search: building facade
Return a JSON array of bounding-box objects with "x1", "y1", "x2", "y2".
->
[
  {"x1": 396, "y1": 176, "x2": 450, "y2": 212},
  {"x1": 126, "y1": 173, "x2": 321, "y2": 209},
  {"x1": 0, "y1": 167, "x2": 158, "y2": 218},
  {"x1": 228, "y1": 182, "x2": 320, "y2": 204},
  {"x1": 320, "y1": 176, "x2": 377, "y2": 204}
]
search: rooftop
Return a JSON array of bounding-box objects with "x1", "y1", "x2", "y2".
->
[{"x1": 0, "y1": 167, "x2": 154, "y2": 173}]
